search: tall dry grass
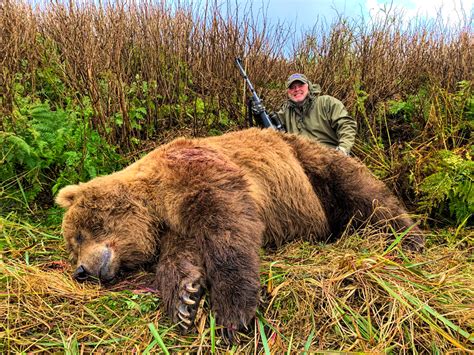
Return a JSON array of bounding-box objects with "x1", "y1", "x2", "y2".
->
[
  {"x1": 2, "y1": 216, "x2": 473, "y2": 353},
  {"x1": 2, "y1": 0, "x2": 291, "y2": 144},
  {"x1": 2, "y1": 0, "x2": 472, "y2": 147}
]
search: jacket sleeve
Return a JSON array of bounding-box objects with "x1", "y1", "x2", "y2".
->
[{"x1": 326, "y1": 96, "x2": 357, "y2": 153}]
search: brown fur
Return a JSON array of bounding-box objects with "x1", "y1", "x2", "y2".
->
[{"x1": 56, "y1": 128, "x2": 424, "y2": 338}]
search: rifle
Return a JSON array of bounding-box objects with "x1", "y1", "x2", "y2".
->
[{"x1": 235, "y1": 58, "x2": 285, "y2": 131}]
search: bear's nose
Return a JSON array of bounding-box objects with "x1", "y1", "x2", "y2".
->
[{"x1": 73, "y1": 265, "x2": 90, "y2": 281}]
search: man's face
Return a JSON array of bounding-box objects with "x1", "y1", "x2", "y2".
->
[{"x1": 287, "y1": 81, "x2": 309, "y2": 103}]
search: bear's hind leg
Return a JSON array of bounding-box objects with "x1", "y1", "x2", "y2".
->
[
  {"x1": 284, "y1": 135, "x2": 425, "y2": 251},
  {"x1": 156, "y1": 230, "x2": 206, "y2": 333}
]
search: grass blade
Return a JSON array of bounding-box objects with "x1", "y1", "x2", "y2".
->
[
  {"x1": 382, "y1": 223, "x2": 418, "y2": 256},
  {"x1": 257, "y1": 316, "x2": 271, "y2": 355},
  {"x1": 303, "y1": 328, "x2": 315, "y2": 354},
  {"x1": 210, "y1": 311, "x2": 216, "y2": 353},
  {"x1": 147, "y1": 323, "x2": 169, "y2": 355},
  {"x1": 367, "y1": 272, "x2": 471, "y2": 351}
]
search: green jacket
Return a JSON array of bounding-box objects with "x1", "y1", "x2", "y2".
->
[{"x1": 276, "y1": 84, "x2": 356, "y2": 153}]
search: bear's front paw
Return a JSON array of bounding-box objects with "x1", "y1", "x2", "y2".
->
[{"x1": 174, "y1": 279, "x2": 204, "y2": 333}]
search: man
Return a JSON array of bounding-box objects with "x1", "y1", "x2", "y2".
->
[{"x1": 275, "y1": 73, "x2": 356, "y2": 155}]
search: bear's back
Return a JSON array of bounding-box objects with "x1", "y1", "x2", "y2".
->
[
  {"x1": 201, "y1": 129, "x2": 330, "y2": 247},
  {"x1": 117, "y1": 128, "x2": 331, "y2": 247}
]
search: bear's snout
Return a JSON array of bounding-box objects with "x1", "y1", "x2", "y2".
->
[
  {"x1": 73, "y1": 265, "x2": 90, "y2": 281},
  {"x1": 74, "y1": 244, "x2": 116, "y2": 283}
]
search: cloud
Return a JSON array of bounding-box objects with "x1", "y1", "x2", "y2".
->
[{"x1": 365, "y1": 0, "x2": 473, "y2": 25}]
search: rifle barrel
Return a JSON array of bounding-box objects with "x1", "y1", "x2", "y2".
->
[{"x1": 235, "y1": 58, "x2": 276, "y2": 130}]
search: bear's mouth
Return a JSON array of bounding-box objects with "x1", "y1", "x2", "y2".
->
[
  {"x1": 72, "y1": 249, "x2": 158, "y2": 286},
  {"x1": 72, "y1": 246, "x2": 116, "y2": 284},
  {"x1": 100, "y1": 263, "x2": 147, "y2": 286}
]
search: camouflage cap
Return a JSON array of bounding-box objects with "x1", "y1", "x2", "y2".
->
[{"x1": 286, "y1": 73, "x2": 310, "y2": 88}]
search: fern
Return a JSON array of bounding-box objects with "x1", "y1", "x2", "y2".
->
[
  {"x1": 418, "y1": 150, "x2": 473, "y2": 225},
  {"x1": 1, "y1": 134, "x2": 38, "y2": 168},
  {"x1": 1, "y1": 98, "x2": 123, "y2": 213}
]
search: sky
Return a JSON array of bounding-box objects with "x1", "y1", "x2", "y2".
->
[{"x1": 253, "y1": 0, "x2": 473, "y2": 29}]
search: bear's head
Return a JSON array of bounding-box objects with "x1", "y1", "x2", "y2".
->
[{"x1": 56, "y1": 178, "x2": 160, "y2": 283}]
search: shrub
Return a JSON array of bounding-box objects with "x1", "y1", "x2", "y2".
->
[
  {"x1": 418, "y1": 149, "x2": 473, "y2": 226},
  {"x1": 1, "y1": 92, "x2": 123, "y2": 214}
]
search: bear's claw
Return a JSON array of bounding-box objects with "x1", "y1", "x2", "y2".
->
[
  {"x1": 220, "y1": 325, "x2": 240, "y2": 345},
  {"x1": 178, "y1": 304, "x2": 190, "y2": 317},
  {"x1": 185, "y1": 284, "x2": 199, "y2": 293},
  {"x1": 178, "y1": 312, "x2": 192, "y2": 324},
  {"x1": 182, "y1": 294, "x2": 195, "y2": 305},
  {"x1": 175, "y1": 281, "x2": 204, "y2": 333}
]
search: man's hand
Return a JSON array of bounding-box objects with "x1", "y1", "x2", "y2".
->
[
  {"x1": 269, "y1": 113, "x2": 286, "y2": 132},
  {"x1": 250, "y1": 98, "x2": 265, "y2": 116},
  {"x1": 336, "y1": 146, "x2": 349, "y2": 156}
]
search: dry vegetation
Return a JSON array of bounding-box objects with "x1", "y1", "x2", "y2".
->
[
  {"x1": 2, "y1": 218, "x2": 473, "y2": 353},
  {"x1": 2, "y1": 0, "x2": 472, "y2": 143},
  {"x1": 1, "y1": 0, "x2": 473, "y2": 353}
]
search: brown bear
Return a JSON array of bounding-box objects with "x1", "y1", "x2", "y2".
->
[{"x1": 56, "y1": 128, "x2": 424, "y2": 342}]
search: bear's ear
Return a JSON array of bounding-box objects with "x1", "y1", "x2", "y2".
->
[{"x1": 56, "y1": 184, "x2": 83, "y2": 209}]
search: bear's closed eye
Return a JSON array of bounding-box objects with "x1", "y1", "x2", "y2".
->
[{"x1": 75, "y1": 232, "x2": 84, "y2": 244}]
